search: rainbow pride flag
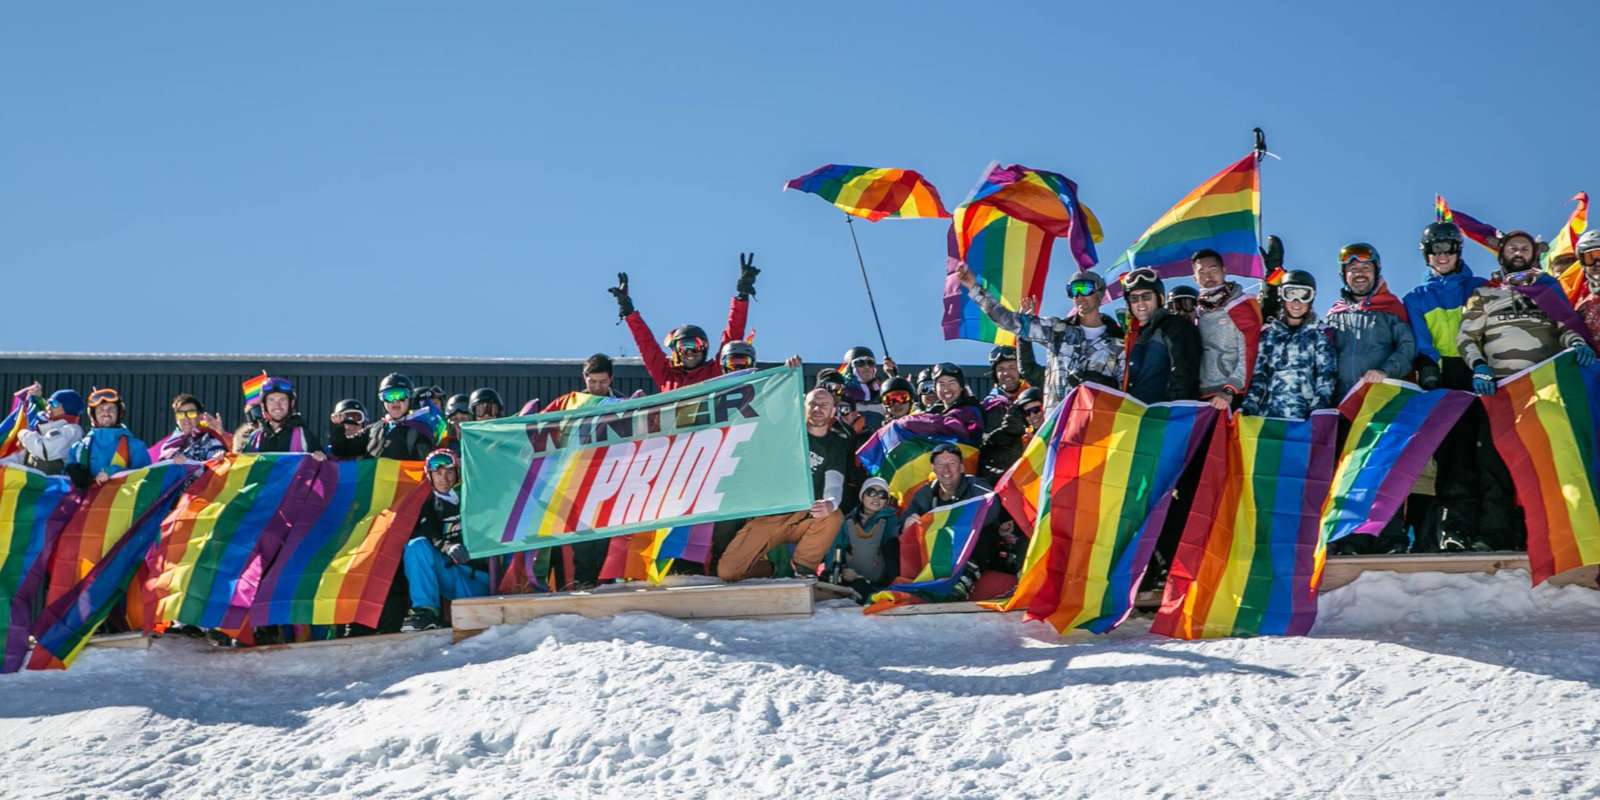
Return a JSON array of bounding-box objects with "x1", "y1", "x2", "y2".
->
[
  {"x1": 1545, "y1": 192, "x2": 1589, "y2": 270},
  {"x1": 1435, "y1": 195, "x2": 1501, "y2": 253},
  {"x1": 987, "y1": 385, "x2": 1216, "y2": 633},
  {"x1": 864, "y1": 493, "x2": 993, "y2": 612},
  {"x1": 784, "y1": 164, "x2": 951, "y2": 221},
  {"x1": 1319, "y1": 382, "x2": 1474, "y2": 545},
  {"x1": 599, "y1": 523, "x2": 714, "y2": 584},
  {"x1": 856, "y1": 414, "x2": 981, "y2": 502},
  {"x1": 404, "y1": 405, "x2": 450, "y2": 447},
  {"x1": 241, "y1": 371, "x2": 270, "y2": 409},
  {"x1": 27, "y1": 463, "x2": 196, "y2": 669},
  {"x1": 1152, "y1": 411, "x2": 1340, "y2": 640},
  {"x1": 545, "y1": 392, "x2": 618, "y2": 413},
  {"x1": 250, "y1": 458, "x2": 430, "y2": 627},
  {"x1": 1481, "y1": 352, "x2": 1600, "y2": 584},
  {"x1": 0, "y1": 465, "x2": 75, "y2": 672},
  {"x1": 941, "y1": 206, "x2": 1053, "y2": 345},
  {"x1": 0, "y1": 390, "x2": 43, "y2": 460},
  {"x1": 1108, "y1": 153, "x2": 1262, "y2": 297},
  {"x1": 967, "y1": 163, "x2": 1101, "y2": 269}
]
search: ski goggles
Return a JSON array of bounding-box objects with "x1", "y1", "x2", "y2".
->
[
  {"x1": 883, "y1": 390, "x2": 912, "y2": 406},
  {"x1": 262, "y1": 376, "x2": 294, "y2": 396},
  {"x1": 1425, "y1": 241, "x2": 1461, "y2": 256},
  {"x1": 1339, "y1": 244, "x2": 1379, "y2": 266},
  {"x1": 1581, "y1": 250, "x2": 1600, "y2": 267},
  {"x1": 379, "y1": 387, "x2": 412, "y2": 404},
  {"x1": 1067, "y1": 279, "x2": 1102, "y2": 298},
  {"x1": 1281, "y1": 285, "x2": 1316, "y2": 304},
  {"x1": 722, "y1": 354, "x2": 753, "y2": 370},
  {"x1": 917, "y1": 381, "x2": 935, "y2": 396},
  {"x1": 88, "y1": 388, "x2": 121, "y2": 408},
  {"x1": 1166, "y1": 296, "x2": 1197, "y2": 313},
  {"x1": 671, "y1": 337, "x2": 707, "y2": 354},
  {"x1": 425, "y1": 451, "x2": 459, "y2": 472},
  {"x1": 340, "y1": 412, "x2": 368, "y2": 426}
]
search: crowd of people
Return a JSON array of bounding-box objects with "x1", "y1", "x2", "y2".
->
[{"x1": 6, "y1": 223, "x2": 1600, "y2": 637}]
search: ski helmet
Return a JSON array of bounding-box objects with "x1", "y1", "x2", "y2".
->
[
  {"x1": 719, "y1": 340, "x2": 757, "y2": 370},
  {"x1": 1577, "y1": 229, "x2": 1600, "y2": 255},
  {"x1": 1420, "y1": 222, "x2": 1464, "y2": 262},
  {"x1": 930, "y1": 362, "x2": 966, "y2": 384},
  {"x1": 664, "y1": 325, "x2": 709, "y2": 352},
  {"x1": 988, "y1": 345, "x2": 1018, "y2": 367},
  {"x1": 1339, "y1": 242, "x2": 1381, "y2": 275},
  {"x1": 1120, "y1": 268, "x2": 1166, "y2": 301},
  {"x1": 261, "y1": 375, "x2": 296, "y2": 407},
  {"x1": 842, "y1": 345, "x2": 875, "y2": 366},
  {"x1": 1066, "y1": 270, "x2": 1107, "y2": 297},
  {"x1": 445, "y1": 394, "x2": 471, "y2": 417},
  {"x1": 882, "y1": 376, "x2": 914, "y2": 400},
  {"x1": 332, "y1": 398, "x2": 367, "y2": 423},
  {"x1": 468, "y1": 387, "x2": 502, "y2": 411}
]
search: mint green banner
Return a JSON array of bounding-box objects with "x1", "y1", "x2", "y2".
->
[{"x1": 459, "y1": 366, "x2": 813, "y2": 558}]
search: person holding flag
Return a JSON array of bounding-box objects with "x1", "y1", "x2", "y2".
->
[
  {"x1": 236, "y1": 376, "x2": 322, "y2": 456},
  {"x1": 1, "y1": 385, "x2": 84, "y2": 475}
]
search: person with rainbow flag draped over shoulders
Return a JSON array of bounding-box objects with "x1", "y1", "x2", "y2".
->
[
  {"x1": 1455, "y1": 230, "x2": 1598, "y2": 553},
  {"x1": 1, "y1": 384, "x2": 84, "y2": 475},
  {"x1": 543, "y1": 354, "x2": 625, "y2": 412},
  {"x1": 155, "y1": 393, "x2": 230, "y2": 464},
  {"x1": 900, "y1": 443, "x2": 1002, "y2": 599},
  {"x1": 65, "y1": 388, "x2": 151, "y2": 489},
  {"x1": 236, "y1": 376, "x2": 323, "y2": 457},
  {"x1": 401, "y1": 449, "x2": 488, "y2": 632},
  {"x1": 1192, "y1": 248, "x2": 1264, "y2": 411},
  {"x1": 1575, "y1": 230, "x2": 1600, "y2": 341},
  {"x1": 608, "y1": 253, "x2": 758, "y2": 392}
]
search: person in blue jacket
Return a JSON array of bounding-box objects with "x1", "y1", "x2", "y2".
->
[{"x1": 68, "y1": 388, "x2": 151, "y2": 488}]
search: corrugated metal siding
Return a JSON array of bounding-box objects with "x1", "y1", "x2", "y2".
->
[{"x1": 0, "y1": 355, "x2": 993, "y2": 444}]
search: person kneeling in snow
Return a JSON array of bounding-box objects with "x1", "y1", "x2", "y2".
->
[
  {"x1": 823, "y1": 477, "x2": 901, "y2": 601},
  {"x1": 402, "y1": 449, "x2": 489, "y2": 632}
]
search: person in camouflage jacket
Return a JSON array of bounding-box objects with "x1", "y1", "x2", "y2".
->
[
  {"x1": 1241, "y1": 270, "x2": 1337, "y2": 420},
  {"x1": 1458, "y1": 231, "x2": 1595, "y2": 381}
]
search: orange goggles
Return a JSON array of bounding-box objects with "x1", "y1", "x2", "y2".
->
[{"x1": 88, "y1": 388, "x2": 121, "y2": 408}]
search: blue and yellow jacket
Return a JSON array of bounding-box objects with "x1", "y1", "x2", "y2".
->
[{"x1": 1401, "y1": 263, "x2": 1488, "y2": 364}]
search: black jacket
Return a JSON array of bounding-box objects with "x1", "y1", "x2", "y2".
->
[
  {"x1": 1125, "y1": 309, "x2": 1201, "y2": 404},
  {"x1": 413, "y1": 490, "x2": 488, "y2": 570},
  {"x1": 362, "y1": 418, "x2": 436, "y2": 461},
  {"x1": 242, "y1": 414, "x2": 322, "y2": 454},
  {"x1": 979, "y1": 403, "x2": 1029, "y2": 485}
]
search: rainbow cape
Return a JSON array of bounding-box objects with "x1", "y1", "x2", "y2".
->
[
  {"x1": 864, "y1": 493, "x2": 993, "y2": 613},
  {"x1": 987, "y1": 385, "x2": 1216, "y2": 633},
  {"x1": 0, "y1": 465, "x2": 76, "y2": 672},
  {"x1": 783, "y1": 164, "x2": 950, "y2": 221},
  {"x1": 967, "y1": 163, "x2": 1101, "y2": 269},
  {"x1": 1435, "y1": 195, "x2": 1501, "y2": 252},
  {"x1": 1152, "y1": 411, "x2": 1339, "y2": 640},
  {"x1": 1319, "y1": 382, "x2": 1474, "y2": 545},
  {"x1": 1481, "y1": 352, "x2": 1600, "y2": 584},
  {"x1": 1108, "y1": 153, "x2": 1261, "y2": 297},
  {"x1": 545, "y1": 392, "x2": 618, "y2": 413},
  {"x1": 27, "y1": 462, "x2": 197, "y2": 669},
  {"x1": 856, "y1": 413, "x2": 982, "y2": 502}
]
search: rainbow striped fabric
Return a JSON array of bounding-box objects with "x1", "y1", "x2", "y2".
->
[
  {"x1": 856, "y1": 414, "x2": 981, "y2": 502},
  {"x1": 1546, "y1": 191, "x2": 1589, "y2": 270},
  {"x1": 864, "y1": 493, "x2": 993, "y2": 612},
  {"x1": 404, "y1": 405, "x2": 450, "y2": 448},
  {"x1": 783, "y1": 164, "x2": 950, "y2": 221},
  {"x1": 241, "y1": 371, "x2": 270, "y2": 409},
  {"x1": 545, "y1": 392, "x2": 617, "y2": 413},
  {"x1": 967, "y1": 163, "x2": 1101, "y2": 269},
  {"x1": 1481, "y1": 352, "x2": 1600, "y2": 584},
  {"x1": 0, "y1": 466, "x2": 74, "y2": 672},
  {"x1": 987, "y1": 385, "x2": 1216, "y2": 633},
  {"x1": 1319, "y1": 382, "x2": 1474, "y2": 545},
  {"x1": 1435, "y1": 195, "x2": 1500, "y2": 252},
  {"x1": 1108, "y1": 153, "x2": 1261, "y2": 296},
  {"x1": 0, "y1": 390, "x2": 43, "y2": 460},
  {"x1": 599, "y1": 523, "x2": 713, "y2": 584},
  {"x1": 1152, "y1": 411, "x2": 1340, "y2": 640}
]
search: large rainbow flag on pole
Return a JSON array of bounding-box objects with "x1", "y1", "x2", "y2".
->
[
  {"x1": 986, "y1": 385, "x2": 1216, "y2": 634},
  {"x1": 1319, "y1": 382, "x2": 1474, "y2": 545},
  {"x1": 1481, "y1": 351, "x2": 1600, "y2": 584},
  {"x1": 864, "y1": 493, "x2": 993, "y2": 613},
  {"x1": 783, "y1": 164, "x2": 951, "y2": 221},
  {"x1": 0, "y1": 466, "x2": 75, "y2": 672},
  {"x1": 1152, "y1": 411, "x2": 1340, "y2": 640},
  {"x1": 1108, "y1": 153, "x2": 1262, "y2": 296}
]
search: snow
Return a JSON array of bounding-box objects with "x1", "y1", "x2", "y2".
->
[{"x1": 4, "y1": 570, "x2": 1600, "y2": 799}]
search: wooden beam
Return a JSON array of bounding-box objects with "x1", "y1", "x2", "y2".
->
[
  {"x1": 208, "y1": 628, "x2": 454, "y2": 654},
  {"x1": 1318, "y1": 554, "x2": 1598, "y2": 592},
  {"x1": 83, "y1": 632, "x2": 152, "y2": 651},
  {"x1": 451, "y1": 580, "x2": 815, "y2": 637}
]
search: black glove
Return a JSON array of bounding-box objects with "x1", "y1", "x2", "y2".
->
[
  {"x1": 1416, "y1": 358, "x2": 1441, "y2": 391},
  {"x1": 1261, "y1": 234, "x2": 1284, "y2": 274},
  {"x1": 608, "y1": 272, "x2": 634, "y2": 318},
  {"x1": 736, "y1": 252, "x2": 760, "y2": 300},
  {"x1": 1001, "y1": 403, "x2": 1027, "y2": 435},
  {"x1": 443, "y1": 542, "x2": 471, "y2": 566}
]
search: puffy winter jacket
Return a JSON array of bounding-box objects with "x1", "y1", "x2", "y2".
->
[
  {"x1": 1124, "y1": 309, "x2": 1201, "y2": 404},
  {"x1": 1402, "y1": 263, "x2": 1487, "y2": 365},
  {"x1": 156, "y1": 426, "x2": 230, "y2": 463},
  {"x1": 4, "y1": 417, "x2": 85, "y2": 474},
  {"x1": 1578, "y1": 292, "x2": 1600, "y2": 343},
  {"x1": 1324, "y1": 283, "x2": 1416, "y2": 400},
  {"x1": 624, "y1": 297, "x2": 748, "y2": 392},
  {"x1": 69, "y1": 426, "x2": 152, "y2": 481},
  {"x1": 1241, "y1": 316, "x2": 1337, "y2": 420},
  {"x1": 1194, "y1": 282, "x2": 1262, "y2": 398},
  {"x1": 968, "y1": 284, "x2": 1124, "y2": 408}
]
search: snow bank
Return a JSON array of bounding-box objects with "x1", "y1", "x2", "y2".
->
[{"x1": 1, "y1": 573, "x2": 1598, "y2": 798}]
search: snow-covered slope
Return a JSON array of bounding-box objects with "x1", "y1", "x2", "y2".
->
[{"x1": 5, "y1": 570, "x2": 1600, "y2": 799}]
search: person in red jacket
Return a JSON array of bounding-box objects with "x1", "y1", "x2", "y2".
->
[{"x1": 608, "y1": 254, "x2": 760, "y2": 392}]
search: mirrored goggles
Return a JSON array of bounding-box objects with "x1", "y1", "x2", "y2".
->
[
  {"x1": 341, "y1": 413, "x2": 368, "y2": 426},
  {"x1": 1281, "y1": 285, "x2": 1316, "y2": 304},
  {"x1": 425, "y1": 452, "x2": 459, "y2": 472},
  {"x1": 175, "y1": 410, "x2": 201, "y2": 420},
  {"x1": 262, "y1": 377, "x2": 294, "y2": 395},
  {"x1": 1068, "y1": 280, "x2": 1101, "y2": 298},
  {"x1": 379, "y1": 387, "x2": 412, "y2": 404},
  {"x1": 672, "y1": 338, "x2": 707, "y2": 354},
  {"x1": 917, "y1": 382, "x2": 935, "y2": 396},
  {"x1": 1339, "y1": 244, "x2": 1378, "y2": 266},
  {"x1": 723, "y1": 355, "x2": 753, "y2": 370},
  {"x1": 883, "y1": 390, "x2": 912, "y2": 406}
]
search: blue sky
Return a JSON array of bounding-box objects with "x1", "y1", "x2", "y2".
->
[{"x1": 4, "y1": 1, "x2": 1592, "y2": 365}]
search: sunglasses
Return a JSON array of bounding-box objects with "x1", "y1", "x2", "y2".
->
[
  {"x1": 884, "y1": 391, "x2": 912, "y2": 406},
  {"x1": 88, "y1": 388, "x2": 121, "y2": 407},
  {"x1": 1425, "y1": 241, "x2": 1461, "y2": 256},
  {"x1": 1022, "y1": 405, "x2": 1045, "y2": 417},
  {"x1": 863, "y1": 488, "x2": 889, "y2": 499},
  {"x1": 175, "y1": 410, "x2": 201, "y2": 420},
  {"x1": 1068, "y1": 280, "x2": 1100, "y2": 298},
  {"x1": 1339, "y1": 244, "x2": 1378, "y2": 266},
  {"x1": 1281, "y1": 286, "x2": 1316, "y2": 304},
  {"x1": 379, "y1": 387, "x2": 411, "y2": 404},
  {"x1": 426, "y1": 454, "x2": 459, "y2": 472}
]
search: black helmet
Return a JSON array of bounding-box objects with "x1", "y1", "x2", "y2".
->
[
  {"x1": 1167, "y1": 285, "x2": 1199, "y2": 301},
  {"x1": 1120, "y1": 268, "x2": 1165, "y2": 301},
  {"x1": 719, "y1": 340, "x2": 756, "y2": 369},
  {"x1": 445, "y1": 394, "x2": 471, "y2": 417},
  {"x1": 931, "y1": 362, "x2": 966, "y2": 384},
  {"x1": 815, "y1": 368, "x2": 846, "y2": 392},
  {"x1": 414, "y1": 385, "x2": 443, "y2": 405},
  {"x1": 378, "y1": 373, "x2": 413, "y2": 394},
  {"x1": 469, "y1": 387, "x2": 502, "y2": 410},
  {"x1": 332, "y1": 398, "x2": 366, "y2": 419},
  {"x1": 988, "y1": 345, "x2": 1018, "y2": 367},
  {"x1": 1282, "y1": 269, "x2": 1318, "y2": 293},
  {"x1": 914, "y1": 369, "x2": 935, "y2": 396},
  {"x1": 664, "y1": 324, "x2": 710, "y2": 352},
  {"x1": 842, "y1": 345, "x2": 875, "y2": 366},
  {"x1": 1016, "y1": 386, "x2": 1045, "y2": 406},
  {"x1": 882, "y1": 376, "x2": 914, "y2": 398},
  {"x1": 1420, "y1": 221, "x2": 1464, "y2": 262}
]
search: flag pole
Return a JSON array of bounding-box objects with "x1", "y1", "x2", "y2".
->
[
  {"x1": 845, "y1": 215, "x2": 892, "y2": 360},
  {"x1": 1253, "y1": 127, "x2": 1267, "y2": 255}
]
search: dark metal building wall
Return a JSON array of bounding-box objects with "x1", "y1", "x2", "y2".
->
[{"x1": 0, "y1": 356, "x2": 993, "y2": 444}]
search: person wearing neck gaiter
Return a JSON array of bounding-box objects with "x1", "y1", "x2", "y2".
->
[{"x1": 1325, "y1": 243, "x2": 1416, "y2": 400}]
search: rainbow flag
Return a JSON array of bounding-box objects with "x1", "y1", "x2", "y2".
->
[
  {"x1": 1152, "y1": 411, "x2": 1340, "y2": 640},
  {"x1": 0, "y1": 465, "x2": 75, "y2": 672},
  {"x1": 1319, "y1": 382, "x2": 1474, "y2": 545},
  {"x1": 27, "y1": 463, "x2": 196, "y2": 669},
  {"x1": 856, "y1": 414, "x2": 981, "y2": 502},
  {"x1": 1481, "y1": 351, "x2": 1600, "y2": 584},
  {"x1": 941, "y1": 206, "x2": 1053, "y2": 345},
  {"x1": 1108, "y1": 153, "x2": 1262, "y2": 297},
  {"x1": 783, "y1": 164, "x2": 950, "y2": 222},
  {"x1": 545, "y1": 392, "x2": 618, "y2": 413},
  {"x1": 250, "y1": 458, "x2": 430, "y2": 626},
  {"x1": 1545, "y1": 191, "x2": 1589, "y2": 271},
  {"x1": 241, "y1": 371, "x2": 270, "y2": 409},
  {"x1": 599, "y1": 523, "x2": 714, "y2": 584},
  {"x1": 403, "y1": 405, "x2": 450, "y2": 447},
  {"x1": 1435, "y1": 195, "x2": 1500, "y2": 253},
  {"x1": 987, "y1": 385, "x2": 1216, "y2": 633},
  {"x1": 967, "y1": 163, "x2": 1101, "y2": 269},
  {"x1": 0, "y1": 390, "x2": 43, "y2": 460},
  {"x1": 864, "y1": 493, "x2": 993, "y2": 612}
]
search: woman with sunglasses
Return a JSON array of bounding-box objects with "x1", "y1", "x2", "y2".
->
[
  {"x1": 1240, "y1": 272, "x2": 1336, "y2": 421},
  {"x1": 155, "y1": 393, "x2": 229, "y2": 464},
  {"x1": 821, "y1": 477, "x2": 901, "y2": 602},
  {"x1": 236, "y1": 376, "x2": 323, "y2": 457},
  {"x1": 607, "y1": 254, "x2": 758, "y2": 392},
  {"x1": 1, "y1": 384, "x2": 85, "y2": 475},
  {"x1": 67, "y1": 387, "x2": 152, "y2": 488}
]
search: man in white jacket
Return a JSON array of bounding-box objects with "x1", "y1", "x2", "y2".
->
[{"x1": 2, "y1": 384, "x2": 85, "y2": 475}]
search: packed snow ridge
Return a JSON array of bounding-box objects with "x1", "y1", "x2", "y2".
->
[{"x1": 3, "y1": 570, "x2": 1598, "y2": 799}]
